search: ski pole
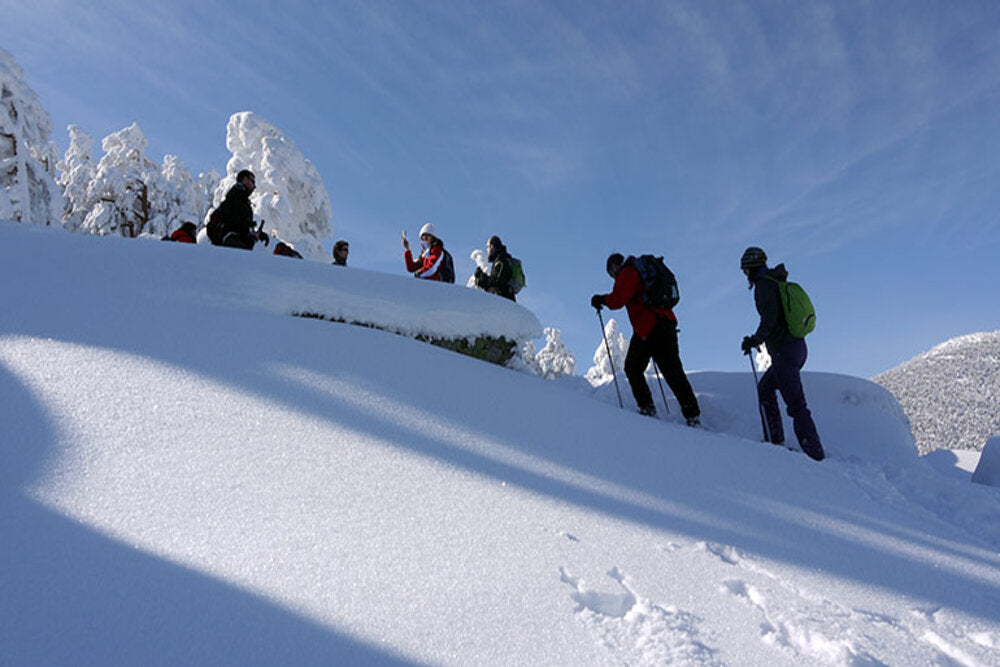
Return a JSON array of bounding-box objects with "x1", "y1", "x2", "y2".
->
[
  {"x1": 749, "y1": 350, "x2": 772, "y2": 443},
  {"x1": 597, "y1": 309, "x2": 624, "y2": 409},
  {"x1": 651, "y1": 361, "x2": 671, "y2": 415}
]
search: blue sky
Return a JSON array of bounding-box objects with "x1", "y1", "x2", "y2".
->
[{"x1": 3, "y1": 0, "x2": 998, "y2": 377}]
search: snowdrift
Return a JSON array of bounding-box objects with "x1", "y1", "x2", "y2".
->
[
  {"x1": 0, "y1": 221, "x2": 541, "y2": 349},
  {"x1": 578, "y1": 370, "x2": 917, "y2": 465}
]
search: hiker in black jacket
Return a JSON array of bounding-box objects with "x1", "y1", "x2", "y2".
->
[
  {"x1": 220, "y1": 170, "x2": 268, "y2": 250},
  {"x1": 474, "y1": 236, "x2": 516, "y2": 301},
  {"x1": 741, "y1": 246, "x2": 824, "y2": 461}
]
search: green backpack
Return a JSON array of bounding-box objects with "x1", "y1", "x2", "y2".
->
[
  {"x1": 764, "y1": 275, "x2": 815, "y2": 338},
  {"x1": 509, "y1": 257, "x2": 526, "y2": 294}
]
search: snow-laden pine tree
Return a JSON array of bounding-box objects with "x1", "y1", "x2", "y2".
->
[
  {"x1": 585, "y1": 317, "x2": 629, "y2": 386},
  {"x1": 535, "y1": 328, "x2": 576, "y2": 379},
  {"x1": 149, "y1": 154, "x2": 207, "y2": 238},
  {"x1": 57, "y1": 125, "x2": 95, "y2": 232},
  {"x1": 79, "y1": 123, "x2": 163, "y2": 238},
  {"x1": 213, "y1": 112, "x2": 332, "y2": 258},
  {"x1": 0, "y1": 48, "x2": 64, "y2": 226}
]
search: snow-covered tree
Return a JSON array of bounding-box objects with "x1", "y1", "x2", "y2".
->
[
  {"x1": 585, "y1": 317, "x2": 629, "y2": 386},
  {"x1": 0, "y1": 48, "x2": 63, "y2": 226},
  {"x1": 79, "y1": 123, "x2": 163, "y2": 238},
  {"x1": 467, "y1": 248, "x2": 489, "y2": 288},
  {"x1": 57, "y1": 125, "x2": 95, "y2": 231},
  {"x1": 213, "y1": 112, "x2": 332, "y2": 258},
  {"x1": 148, "y1": 154, "x2": 206, "y2": 238},
  {"x1": 534, "y1": 327, "x2": 576, "y2": 379}
]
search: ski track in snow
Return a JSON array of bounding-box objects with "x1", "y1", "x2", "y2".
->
[
  {"x1": 698, "y1": 541, "x2": 999, "y2": 666},
  {"x1": 559, "y1": 565, "x2": 721, "y2": 666}
]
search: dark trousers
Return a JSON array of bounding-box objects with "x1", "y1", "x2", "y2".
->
[
  {"x1": 758, "y1": 338, "x2": 825, "y2": 460},
  {"x1": 624, "y1": 318, "x2": 700, "y2": 420},
  {"x1": 222, "y1": 232, "x2": 254, "y2": 250}
]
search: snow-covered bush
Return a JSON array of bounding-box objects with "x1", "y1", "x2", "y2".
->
[
  {"x1": 585, "y1": 317, "x2": 628, "y2": 386},
  {"x1": 213, "y1": 112, "x2": 332, "y2": 258},
  {"x1": 534, "y1": 327, "x2": 576, "y2": 379},
  {"x1": 0, "y1": 47, "x2": 63, "y2": 226}
]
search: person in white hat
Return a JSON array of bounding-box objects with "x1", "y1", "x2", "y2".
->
[{"x1": 402, "y1": 222, "x2": 446, "y2": 281}]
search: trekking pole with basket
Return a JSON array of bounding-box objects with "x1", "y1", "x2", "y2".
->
[
  {"x1": 749, "y1": 350, "x2": 772, "y2": 443},
  {"x1": 597, "y1": 309, "x2": 624, "y2": 409}
]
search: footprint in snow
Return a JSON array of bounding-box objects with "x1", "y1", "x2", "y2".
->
[{"x1": 559, "y1": 566, "x2": 721, "y2": 665}]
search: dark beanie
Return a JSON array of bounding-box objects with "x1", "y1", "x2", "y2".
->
[
  {"x1": 606, "y1": 253, "x2": 625, "y2": 273},
  {"x1": 488, "y1": 235, "x2": 503, "y2": 248}
]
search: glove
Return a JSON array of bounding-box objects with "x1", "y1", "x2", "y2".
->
[
  {"x1": 741, "y1": 336, "x2": 756, "y2": 355},
  {"x1": 591, "y1": 294, "x2": 604, "y2": 310}
]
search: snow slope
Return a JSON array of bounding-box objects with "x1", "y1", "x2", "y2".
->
[
  {"x1": 2, "y1": 221, "x2": 1000, "y2": 665},
  {"x1": 874, "y1": 332, "x2": 1000, "y2": 455}
]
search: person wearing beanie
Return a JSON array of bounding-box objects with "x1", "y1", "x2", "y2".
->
[
  {"x1": 474, "y1": 235, "x2": 516, "y2": 301},
  {"x1": 402, "y1": 223, "x2": 445, "y2": 280},
  {"x1": 332, "y1": 240, "x2": 349, "y2": 266},
  {"x1": 591, "y1": 252, "x2": 701, "y2": 427},
  {"x1": 740, "y1": 246, "x2": 825, "y2": 461}
]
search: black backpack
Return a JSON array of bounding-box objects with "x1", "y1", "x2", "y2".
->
[
  {"x1": 206, "y1": 204, "x2": 226, "y2": 246},
  {"x1": 629, "y1": 255, "x2": 679, "y2": 309},
  {"x1": 438, "y1": 249, "x2": 456, "y2": 283}
]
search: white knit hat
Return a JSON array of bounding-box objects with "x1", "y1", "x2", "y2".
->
[{"x1": 419, "y1": 223, "x2": 437, "y2": 239}]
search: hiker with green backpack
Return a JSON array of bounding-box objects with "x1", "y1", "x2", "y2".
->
[
  {"x1": 740, "y1": 246, "x2": 825, "y2": 461},
  {"x1": 474, "y1": 235, "x2": 524, "y2": 302}
]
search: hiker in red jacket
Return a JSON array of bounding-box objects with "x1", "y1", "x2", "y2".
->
[
  {"x1": 402, "y1": 223, "x2": 444, "y2": 281},
  {"x1": 592, "y1": 253, "x2": 701, "y2": 426}
]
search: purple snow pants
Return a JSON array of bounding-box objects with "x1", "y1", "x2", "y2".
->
[{"x1": 757, "y1": 338, "x2": 825, "y2": 461}]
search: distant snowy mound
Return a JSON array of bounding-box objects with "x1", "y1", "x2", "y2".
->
[{"x1": 874, "y1": 331, "x2": 1000, "y2": 454}]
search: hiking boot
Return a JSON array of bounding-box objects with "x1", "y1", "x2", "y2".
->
[
  {"x1": 686, "y1": 416, "x2": 701, "y2": 428},
  {"x1": 638, "y1": 405, "x2": 657, "y2": 418}
]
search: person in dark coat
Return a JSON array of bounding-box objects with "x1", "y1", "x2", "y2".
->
[
  {"x1": 220, "y1": 170, "x2": 268, "y2": 250},
  {"x1": 474, "y1": 235, "x2": 515, "y2": 301},
  {"x1": 740, "y1": 246, "x2": 825, "y2": 461},
  {"x1": 592, "y1": 253, "x2": 701, "y2": 426},
  {"x1": 332, "y1": 240, "x2": 349, "y2": 266}
]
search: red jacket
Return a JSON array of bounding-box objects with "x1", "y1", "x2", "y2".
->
[
  {"x1": 404, "y1": 245, "x2": 444, "y2": 281},
  {"x1": 602, "y1": 263, "x2": 676, "y2": 339},
  {"x1": 169, "y1": 228, "x2": 197, "y2": 244}
]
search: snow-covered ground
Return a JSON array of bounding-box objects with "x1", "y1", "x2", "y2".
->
[{"x1": 2, "y1": 220, "x2": 1000, "y2": 665}]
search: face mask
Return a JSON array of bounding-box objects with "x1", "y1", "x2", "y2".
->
[{"x1": 420, "y1": 240, "x2": 429, "y2": 251}]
